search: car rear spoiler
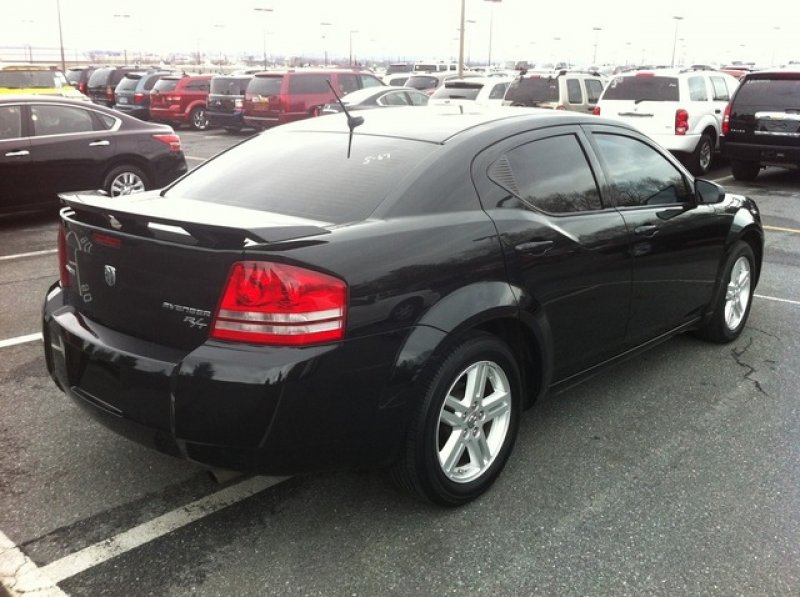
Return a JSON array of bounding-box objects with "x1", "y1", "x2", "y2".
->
[{"x1": 59, "y1": 192, "x2": 331, "y2": 246}]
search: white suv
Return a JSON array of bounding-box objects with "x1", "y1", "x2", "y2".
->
[{"x1": 593, "y1": 68, "x2": 739, "y2": 175}]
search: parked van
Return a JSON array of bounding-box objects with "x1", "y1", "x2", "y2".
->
[{"x1": 242, "y1": 69, "x2": 384, "y2": 130}]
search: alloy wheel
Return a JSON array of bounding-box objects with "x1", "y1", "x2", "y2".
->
[{"x1": 724, "y1": 256, "x2": 751, "y2": 331}]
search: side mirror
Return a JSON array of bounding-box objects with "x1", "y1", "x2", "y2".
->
[{"x1": 695, "y1": 179, "x2": 725, "y2": 204}]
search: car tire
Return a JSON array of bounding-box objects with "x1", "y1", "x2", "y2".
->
[
  {"x1": 189, "y1": 107, "x2": 209, "y2": 131},
  {"x1": 687, "y1": 132, "x2": 714, "y2": 175},
  {"x1": 391, "y1": 332, "x2": 521, "y2": 506},
  {"x1": 730, "y1": 160, "x2": 761, "y2": 181},
  {"x1": 695, "y1": 241, "x2": 756, "y2": 343},
  {"x1": 103, "y1": 165, "x2": 150, "y2": 197}
]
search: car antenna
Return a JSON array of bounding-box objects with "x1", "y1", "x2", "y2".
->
[{"x1": 326, "y1": 79, "x2": 363, "y2": 158}]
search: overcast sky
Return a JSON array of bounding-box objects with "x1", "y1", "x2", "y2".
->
[{"x1": 1, "y1": 0, "x2": 797, "y2": 67}]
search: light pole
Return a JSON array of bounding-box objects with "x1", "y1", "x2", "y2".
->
[
  {"x1": 465, "y1": 19, "x2": 476, "y2": 67},
  {"x1": 113, "y1": 14, "x2": 130, "y2": 65},
  {"x1": 457, "y1": 0, "x2": 465, "y2": 77},
  {"x1": 592, "y1": 27, "x2": 602, "y2": 65},
  {"x1": 254, "y1": 7, "x2": 273, "y2": 70},
  {"x1": 772, "y1": 26, "x2": 781, "y2": 66},
  {"x1": 670, "y1": 16, "x2": 683, "y2": 67},
  {"x1": 485, "y1": 0, "x2": 502, "y2": 68},
  {"x1": 213, "y1": 24, "x2": 225, "y2": 68},
  {"x1": 56, "y1": 0, "x2": 66, "y2": 71},
  {"x1": 349, "y1": 30, "x2": 359, "y2": 66},
  {"x1": 320, "y1": 22, "x2": 333, "y2": 66}
]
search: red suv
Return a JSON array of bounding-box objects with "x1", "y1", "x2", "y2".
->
[
  {"x1": 149, "y1": 74, "x2": 213, "y2": 130},
  {"x1": 243, "y1": 69, "x2": 384, "y2": 130}
]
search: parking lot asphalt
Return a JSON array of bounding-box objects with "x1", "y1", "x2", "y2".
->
[{"x1": 1, "y1": 129, "x2": 798, "y2": 595}]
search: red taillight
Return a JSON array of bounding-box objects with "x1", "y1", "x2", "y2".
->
[
  {"x1": 211, "y1": 262, "x2": 347, "y2": 346},
  {"x1": 592, "y1": 106, "x2": 601, "y2": 116},
  {"x1": 57, "y1": 226, "x2": 70, "y2": 288},
  {"x1": 134, "y1": 92, "x2": 145, "y2": 104},
  {"x1": 153, "y1": 133, "x2": 181, "y2": 152},
  {"x1": 636, "y1": 72, "x2": 655, "y2": 77},
  {"x1": 722, "y1": 103, "x2": 731, "y2": 135},
  {"x1": 78, "y1": 82, "x2": 87, "y2": 94},
  {"x1": 91, "y1": 232, "x2": 122, "y2": 248},
  {"x1": 106, "y1": 85, "x2": 114, "y2": 100},
  {"x1": 675, "y1": 108, "x2": 689, "y2": 135}
]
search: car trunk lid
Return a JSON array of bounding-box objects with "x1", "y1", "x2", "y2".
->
[
  {"x1": 598, "y1": 74, "x2": 680, "y2": 137},
  {"x1": 58, "y1": 191, "x2": 331, "y2": 351},
  {"x1": 729, "y1": 73, "x2": 800, "y2": 147}
]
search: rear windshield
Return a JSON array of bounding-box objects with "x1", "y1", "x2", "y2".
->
[
  {"x1": 87, "y1": 68, "x2": 112, "y2": 86},
  {"x1": 406, "y1": 76, "x2": 439, "y2": 91},
  {"x1": 504, "y1": 77, "x2": 559, "y2": 103},
  {"x1": 165, "y1": 132, "x2": 437, "y2": 224},
  {"x1": 153, "y1": 78, "x2": 180, "y2": 93},
  {"x1": 66, "y1": 69, "x2": 85, "y2": 85},
  {"x1": 734, "y1": 76, "x2": 800, "y2": 108},
  {"x1": 431, "y1": 82, "x2": 482, "y2": 100},
  {"x1": 0, "y1": 70, "x2": 66, "y2": 89},
  {"x1": 210, "y1": 77, "x2": 251, "y2": 95},
  {"x1": 248, "y1": 76, "x2": 283, "y2": 95},
  {"x1": 116, "y1": 76, "x2": 141, "y2": 91},
  {"x1": 386, "y1": 64, "x2": 412, "y2": 75},
  {"x1": 603, "y1": 75, "x2": 679, "y2": 101}
]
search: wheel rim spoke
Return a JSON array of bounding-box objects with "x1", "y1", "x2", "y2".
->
[
  {"x1": 723, "y1": 256, "x2": 751, "y2": 330},
  {"x1": 436, "y1": 359, "x2": 513, "y2": 484}
]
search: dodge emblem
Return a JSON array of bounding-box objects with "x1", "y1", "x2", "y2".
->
[{"x1": 104, "y1": 265, "x2": 116, "y2": 287}]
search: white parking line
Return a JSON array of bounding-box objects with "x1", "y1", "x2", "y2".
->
[
  {"x1": 39, "y1": 475, "x2": 287, "y2": 583},
  {"x1": 185, "y1": 155, "x2": 207, "y2": 161},
  {"x1": 755, "y1": 294, "x2": 800, "y2": 306},
  {"x1": 0, "y1": 530, "x2": 67, "y2": 596},
  {"x1": 0, "y1": 333, "x2": 42, "y2": 349},
  {"x1": 0, "y1": 249, "x2": 57, "y2": 262}
]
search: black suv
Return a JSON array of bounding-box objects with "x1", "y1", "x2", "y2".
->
[
  {"x1": 86, "y1": 66, "x2": 139, "y2": 106},
  {"x1": 721, "y1": 69, "x2": 800, "y2": 180},
  {"x1": 206, "y1": 74, "x2": 253, "y2": 132},
  {"x1": 114, "y1": 71, "x2": 175, "y2": 120}
]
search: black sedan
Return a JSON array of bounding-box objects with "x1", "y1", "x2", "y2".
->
[
  {"x1": 43, "y1": 108, "x2": 763, "y2": 506},
  {"x1": 0, "y1": 95, "x2": 187, "y2": 216},
  {"x1": 318, "y1": 85, "x2": 429, "y2": 115}
]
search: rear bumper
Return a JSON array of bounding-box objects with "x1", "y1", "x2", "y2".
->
[
  {"x1": 114, "y1": 104, "x2": 149, "y2": 119},
  {"x1": 43, "y1": 283, "x2": 415, "y2": 474},
  {"x1": 151, "y1": 153, "x2": 188, "y2": 187},
  {"x1": 721, "y1": 138, "x2": 800, "y2": 166},
  {"x1": 207, "y1": 111, "x2": 244, "y2": 128},
  {"x1": 647, "y1": 133, "x2": 700, "y2": 154}
]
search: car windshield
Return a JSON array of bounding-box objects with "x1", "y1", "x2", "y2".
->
[
  {"x1": 153, "y1": 78, "x2": 180, "y2": 93},
  {"x1": 210, "y1": 77, "x2": 251, "y2": 95},
  {"x1": 248, "y1": 76, "x2": 283, "y2": 95},
  {"x1": 164, "y1": 131, "x2": 438, "y2": 225},
  {"x1": 602, "y1": 75, "x2": 680, "y2": 101},
  {"x1": 504, "y1": 77, "x2": 559, "y2": 103},
  {"x1": 0, "y1": 70, "x2": 65, "y2": 89},
  {"x1": 406, "y1": 76, "x2": 439, "y2": 91}
]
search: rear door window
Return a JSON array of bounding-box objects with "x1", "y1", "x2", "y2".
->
[
  {"x1": 505, "y1": 77, "x2": 559, "y2": 104},
  {"x1": 497, "y1": 134, "x2": 602, "y2": 213},
  {"x1": 709, "y1": 76, "x2": 731, "y2": 101},
  {"x1": 566, "y1": 79, "x2": 583, "y2": 104},
  {"x1": 0, "y1": 105, "x2": 22, "y2": 139},
  {"x1": 153, "y1": 79, "x2": 180, "y2": 93},
  {"x1": 288, "y1": 74, "x2": 331, "y2": 94},
  {"x1": 688, "y1": 76, "x2": 708, "y2": 101},
  {"x1": 31, "y1": 105, "x2": 95, "y2": 136},
  {"x1": 586, "y1": 79, "x2": 604, "y2": 104}
]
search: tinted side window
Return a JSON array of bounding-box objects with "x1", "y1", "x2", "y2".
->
[
  {"x1": 338, "y1": 74, "x2": 359, "y2": 95},
  {"x1": 489, "y1": 82, "x2": 509, "y2": 100},
  {"x1": 0, "y1": 105, "x2": 22, "y2": 139},
  {"x1": 566, "y1": 79, "x2": 582, "y2": 104},
  {"x1": 688, "y1": 76, "x2": 708, "y2": 101},
  {"x1": 143, "y1": 75, "x2": 165, "y2": 91},
  {"x1": 594, "y1": 134, "x2": 690, "y2": 207},
  {"x1": 359, "y1": 75, "x2": 383, "y2": 89},
  {"x1": 733, "y1": 77, "x2": 800, "y2": 107},
  {"x1": 186, "y1": 80, "x2": 209, "y2": 91},
  {"x1": 709, "y1": 76, "x2": 730, "y2": 101},
  {"x1": 379, "y1": 91, "x2": 410, "y2": 106},
  {"x1": 288, "y1": 74, "x2": 331, "y2": 94},
  {"x1": 586, "y1": 79, "x2": 604, "y2": 103},
  {"x1": 499, "y1": 134, "x2": 602, "y2": 213},
  {"x1": 406, "y1": 91, "x2": 428, "y2": 106},
  {"x1": 153, "y1": 79, "x2": 179, "y2": 93},
  {"x1": 31, "y1": 105, "x2": 95, "y2": 136}
]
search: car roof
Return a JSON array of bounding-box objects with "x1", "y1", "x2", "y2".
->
[
  {"x1": 277, "y1": 105, "x2": 614, "y2": 144},
  {"x1": 0, "y1": 95, "x2": 113, "y2": 109},
  {"x1": 252, "y1": 69, "x2": 363, "y2": 77}
]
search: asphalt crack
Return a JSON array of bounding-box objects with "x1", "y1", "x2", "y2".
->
[{"x1": 731, "y1": 336, "x2": 768, "y2": 397}]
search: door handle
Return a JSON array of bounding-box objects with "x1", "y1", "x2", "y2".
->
[
  {"x1": 634, "y1": 224, "x2": 658, "y2": 237},
  {"x1": 514, "y1": 240, "x2": 554, "y2": 255},
  {"x1": 89, "y1": 140, "x2": 110, "y2": 147},
  {"x1": 715, "y1": 109, "x2": 721, "y2": 114},
  {"x1": 4, "y1": 150, "x2": 29, "y2": 157}
]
